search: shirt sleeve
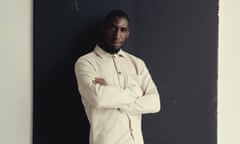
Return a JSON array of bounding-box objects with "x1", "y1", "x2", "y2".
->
[
  {"x1": 74, "y1": 58, "x2": 142, "y2": 109},
  {"x1": 119, "y1": 61, "x2": 161, "y2": 115}
]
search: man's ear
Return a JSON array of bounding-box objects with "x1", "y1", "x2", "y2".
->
[{"x1": 127, "y1": 31, "x2": 130, "y2": 38}]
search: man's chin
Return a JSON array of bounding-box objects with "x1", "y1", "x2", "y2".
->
[{"x1": 112, "y1": 43, "x2": 123, "y2": 49}]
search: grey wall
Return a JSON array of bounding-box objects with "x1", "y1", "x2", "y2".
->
[{"x1": 34, "y1": 0, "x2": 218, "y2": 144}]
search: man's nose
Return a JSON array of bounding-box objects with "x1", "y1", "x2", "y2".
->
[{"x1": 113, "y1": 29, "x2": 121, "y2": 39}]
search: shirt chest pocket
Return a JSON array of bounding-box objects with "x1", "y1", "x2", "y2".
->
[
  {"x1": 100, "y1": 72, "x2": 142, "y2": 89},
  {"x1": 124, "y1": 74, "x2": 142, "y2": 88},
  {"x1": 102, "y1": 73, "x2": 135, "y2": 89},
  {"x1": 104, "y1": 73, "x2": 128, "y2": 88},
  {"x1": 103, "y1": 75, "x2": 116, "y2": 86}
]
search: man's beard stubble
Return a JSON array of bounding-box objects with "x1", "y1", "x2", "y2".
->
[{"x1": 98, "y1": 41, "x2": 122, "y2": 54}]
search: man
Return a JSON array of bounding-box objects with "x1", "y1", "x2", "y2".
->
[{"x1": 75, "y1": 10, "x2": 160, "y2": 144}]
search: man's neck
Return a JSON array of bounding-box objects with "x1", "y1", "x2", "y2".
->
[{"x1": 98, "y1": 42, "x2": 120, "y2": 54}]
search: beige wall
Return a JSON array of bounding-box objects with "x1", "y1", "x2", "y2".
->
[
  {"x1": 0, "y1": 0, "x2": 32, "y2": 144},
  {"x1": 0, "y1": 0, "x2": 239, "y2": 144},
  {"x1": 218, "y1": 0, "x2": 240, "y2": 144}
]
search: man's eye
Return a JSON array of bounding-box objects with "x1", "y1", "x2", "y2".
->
[{"x1": 121, "y1": 28, "x2": 127, "y2": 32}]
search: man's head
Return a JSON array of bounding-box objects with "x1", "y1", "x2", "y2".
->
[{"x1": 103, "y1": 10, "x2": 130, "y2": 51}]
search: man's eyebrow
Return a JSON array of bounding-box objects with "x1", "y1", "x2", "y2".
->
[
  {"x1": 110, "y1": 25, "x2": 128, "y2": 29},
  {"x1": 120, "y1": 27, "x2": 128, "y2": 30}
]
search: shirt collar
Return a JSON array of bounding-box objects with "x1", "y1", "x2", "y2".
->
[{"x1": 94, "y1": 45, "x2": 126, "y2": 59}]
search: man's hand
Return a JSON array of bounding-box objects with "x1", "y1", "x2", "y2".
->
[{"x1": 92, "y1": 78, "x2": 107, "y2": 85}]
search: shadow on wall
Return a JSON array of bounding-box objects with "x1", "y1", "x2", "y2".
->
[
  {"x1": 60, "y1": 21, "x2": 105, "y2": 143},
  {"x1": 74, "y1": 21, "x2": 104, "y2": 58},
  {"x1": 34, "y1": 18, "x2": 104, "y2": 144}
]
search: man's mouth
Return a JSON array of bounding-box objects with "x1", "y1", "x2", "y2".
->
[{"x1": 112, "y1": 41, "x2": 122, "y2": 44}]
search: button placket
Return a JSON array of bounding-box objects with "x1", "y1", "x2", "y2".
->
[{"x1": 112, "y1": 55, "x2": 124, "y2": 88}]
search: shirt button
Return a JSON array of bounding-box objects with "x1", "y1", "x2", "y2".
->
[{"x1": 118, "y1": 71, "x2": 121, "y2": 74}]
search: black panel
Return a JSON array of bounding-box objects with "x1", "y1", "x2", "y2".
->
[{"x1": 34, "y1": 0, "x2": 218, "y2": 144}]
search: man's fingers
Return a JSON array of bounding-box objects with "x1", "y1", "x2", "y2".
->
[
  {"x1": 95, "y1": 78, "x2": 104, "y2": 84},
  {"x1": 92, "y1": 80, "x2": 96, "y2": 84},
  {"x1": 92, "y1": 78, "x2": 106, "y2": 85}
]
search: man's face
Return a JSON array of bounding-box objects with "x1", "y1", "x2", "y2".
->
[{"x1": 105, "y1": 17, "x2": 129, "y2": 49}]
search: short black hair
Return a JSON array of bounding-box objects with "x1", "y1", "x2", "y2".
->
[{"x1": 104, "y1": 10, "x2": 130, "y2": 25}]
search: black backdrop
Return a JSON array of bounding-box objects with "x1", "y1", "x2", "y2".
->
[{"x1": 34, "y1": 0, "x2": 218, "y2": 144}]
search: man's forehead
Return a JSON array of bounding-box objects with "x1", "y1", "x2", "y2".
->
[{"x1": 108, "y1": 17, "x2": 129, "y2": 27}]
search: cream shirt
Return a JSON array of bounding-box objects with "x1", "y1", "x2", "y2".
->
[{"x1": 75, "y1": 45, "x2": 160, "y2": 144}]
